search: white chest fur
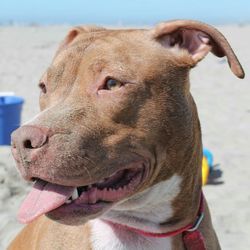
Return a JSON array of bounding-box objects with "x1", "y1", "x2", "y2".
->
[{"x1": 90, "y1": 219, "x2": 172, "y2": 250}]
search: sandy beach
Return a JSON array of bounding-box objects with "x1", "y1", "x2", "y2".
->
[{"x1": 0, "y1": 24, "x2": 249, "y2": 249}]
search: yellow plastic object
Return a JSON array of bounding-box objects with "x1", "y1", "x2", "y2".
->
[{"x1": 202, "y1": 157, "x2": 209, "y2": 185}]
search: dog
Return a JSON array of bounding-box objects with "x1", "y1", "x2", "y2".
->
[{"x1": 8, "y1": 20, "x2": 244, "y2": 250}]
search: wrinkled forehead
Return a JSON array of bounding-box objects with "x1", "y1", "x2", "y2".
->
[{"x1": 50, "y1": 29, "x2": 173, "y2": 82}]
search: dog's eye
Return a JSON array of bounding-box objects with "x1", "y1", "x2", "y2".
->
[
  {"x1": 104, "y1": 78, "x2": 123, "y2": 91},
  {"x1": 39, "y1": 82, "x2": 47, "y2": 94}
]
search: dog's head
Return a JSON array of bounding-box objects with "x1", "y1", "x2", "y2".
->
[{"x1": 11, "y1": 20, "x2": 244, "y2": 225}]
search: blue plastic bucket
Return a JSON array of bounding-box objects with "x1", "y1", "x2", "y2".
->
[{"x1": 0, "y1": 96, "x2": 24, "y2": 145}]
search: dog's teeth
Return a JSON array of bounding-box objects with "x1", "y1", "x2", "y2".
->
[
  {"x1": 72, "y1": 188, "x2": 79, "y2": 200},
  {"x1": 65, "y1": 200, "x2": 72, "y2": 204},
  {"x1": 97, "y1": 179, "x2": 105, "y2": 184}
]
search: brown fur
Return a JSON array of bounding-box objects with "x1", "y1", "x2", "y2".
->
[{"x1": 9, "y1": 216, "x2": 92, "y2": 250}]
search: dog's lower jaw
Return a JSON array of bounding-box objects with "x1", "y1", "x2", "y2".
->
[{"x1": 103, "y1": 174, "x2": 183, "y2": 230}]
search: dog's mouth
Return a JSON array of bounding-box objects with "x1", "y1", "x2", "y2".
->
[{"x1": 18, "y1": 165, "x2": 146, "y2": 224}]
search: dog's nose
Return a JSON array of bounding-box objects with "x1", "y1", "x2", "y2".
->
[
  {"x1": 11, "y1": 125, "x2": 48, "y2": 149},
  {"x1": 11, "y1": 125, "x2": 48, "y2": 164}
]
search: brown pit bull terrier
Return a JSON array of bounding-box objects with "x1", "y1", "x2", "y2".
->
[{"x1": 9, "y1": 20, "x2": 244, "y2": 250}]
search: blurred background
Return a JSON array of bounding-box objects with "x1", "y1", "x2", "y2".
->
[
  {"x1": 0, "y1": 1, "x2": 249, "y2": 249},
  {"x1": 1, "y1": 0, "x2": 250, "y2": 25}
]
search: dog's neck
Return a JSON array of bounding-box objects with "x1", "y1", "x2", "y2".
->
[{"x1": 90, "y1": 174, "x2": 202, "y2": 249}]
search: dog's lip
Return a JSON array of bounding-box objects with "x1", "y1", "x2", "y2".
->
[
  {"x1": 46, "y1": 200, "x2": 112, "y2": 225},
  {"x1": 53, "y1": 164, "x2": 146, "y2": 205},
  {"x1": 27, "y1": 157, "x2": 147, "y2": 187},
  {"x1": 45, "y1": 164, "x2": 148, "y2": 224},
  {"x1": 31, "y1": 163, "x2": 145, "y2": 191}
]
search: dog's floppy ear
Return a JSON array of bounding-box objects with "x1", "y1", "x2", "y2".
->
[
  {"x1": 151, "y1": 20, "x2": 244, "y2": 78},
  {"x1": 55, "y1": 26, "x2": 106, "y2": 57}
]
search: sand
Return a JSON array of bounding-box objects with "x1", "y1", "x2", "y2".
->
[{"x1": 0, "y1": 24, "x2": 249, "y2": 249}]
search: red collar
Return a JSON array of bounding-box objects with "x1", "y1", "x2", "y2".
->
[{"x1": 105, "y1": 192, "x2": 206, "y2": 250}]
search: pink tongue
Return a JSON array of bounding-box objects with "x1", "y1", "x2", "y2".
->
[{"x1": 18, "y1": 180, "x2": 74, "y2": 224}]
